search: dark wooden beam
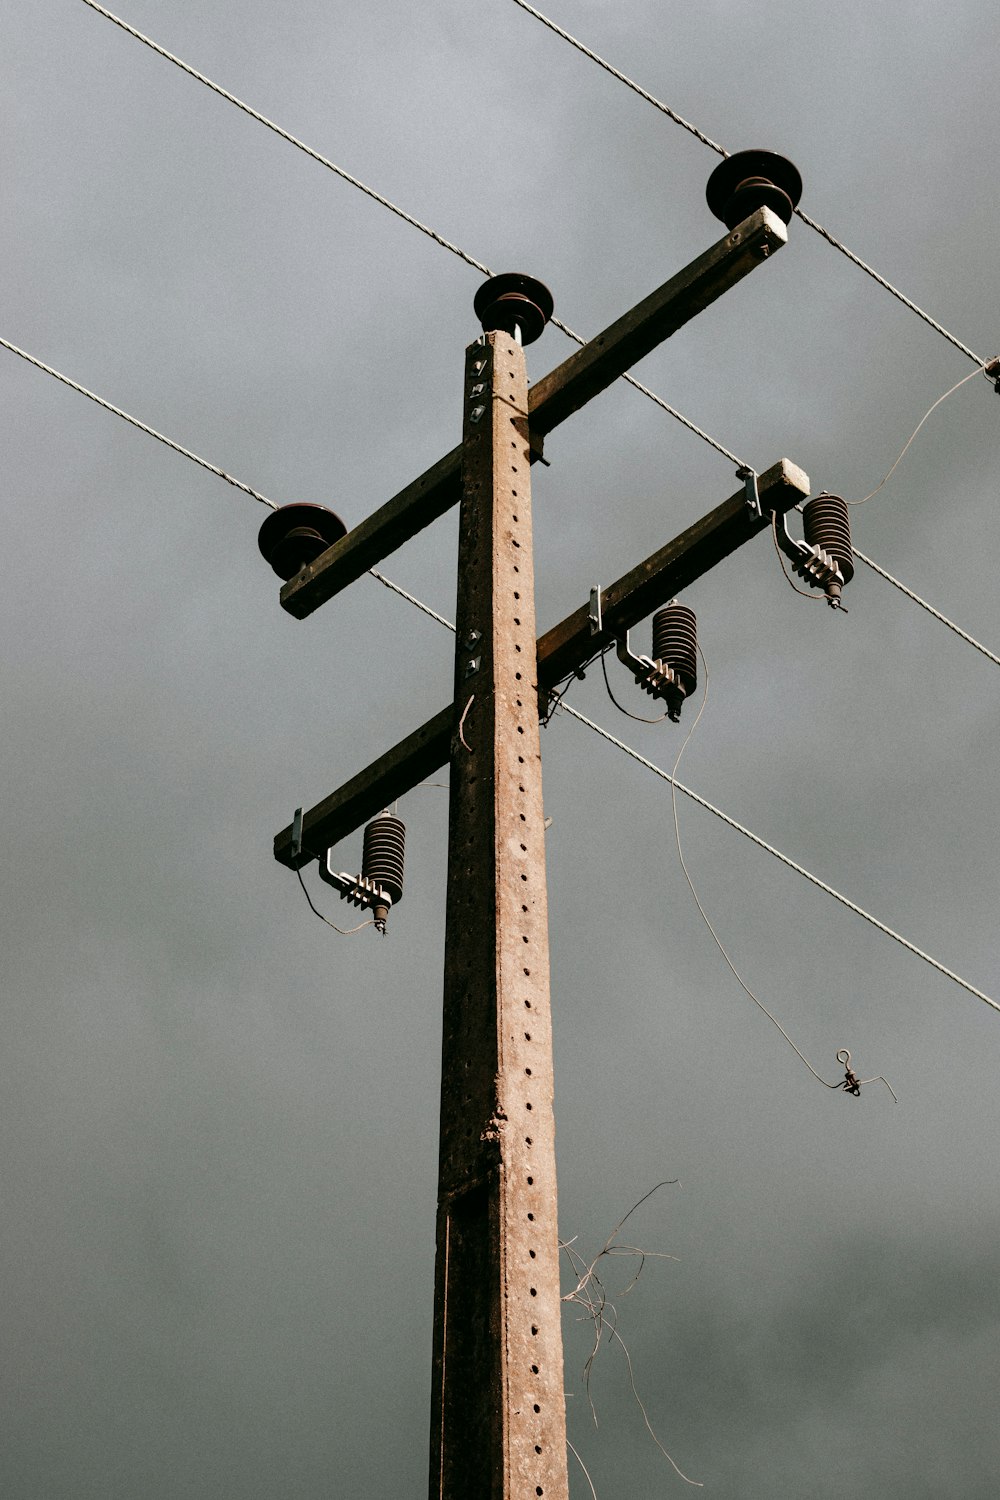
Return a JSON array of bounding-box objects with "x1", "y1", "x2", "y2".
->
[
  {"x1": 274, "y1": 457, "x2": 809, "y2": 866},
  {"x1": 278, "y1": 206, "x2": 787, "y2": 621},
  {"x1": 274, "y1": 703, "x2": 453, "y2": 869},
  {"x1": 536, "y1": 458, "x2": 809, "y2": 687}
]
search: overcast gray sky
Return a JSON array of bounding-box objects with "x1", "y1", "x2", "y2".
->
[{"x1": 4, "y1": 2, "x2": 1000, "y2": 1495}]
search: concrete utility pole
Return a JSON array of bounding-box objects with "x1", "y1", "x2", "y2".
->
[
  {"x1": 428, "y1": 329, "x2": 567, "y2": 1495},
  {"x1": 264, "y1": 156, "x2": 816, "y2": 1499}
]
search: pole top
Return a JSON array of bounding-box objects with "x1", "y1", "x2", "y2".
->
[
  {"x1": 474, "y1": 272, "x2": 554, "y2": 345},
  {"x1": 706, "y1": 150, "x2": 802, "y2": 229}
]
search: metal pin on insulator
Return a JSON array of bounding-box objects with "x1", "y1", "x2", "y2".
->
[
  {"x1": 361, "y1": 812, "x2": 406, "y2": 934},
  {"x1": 801, "y1": 494, "x2": 854, "y2": 608}
]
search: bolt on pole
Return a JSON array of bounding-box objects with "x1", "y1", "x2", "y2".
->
[{"x1": 428, "y1": 329, "x2": 569, "y2": 1499}]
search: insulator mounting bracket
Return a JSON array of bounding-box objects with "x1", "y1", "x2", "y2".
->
[
  {"x1": 614, "y1": 629, "x2": 686, "y2": 722},
  {"x1": 738, "y1": 467, "x2": 845, "y2": 607}
]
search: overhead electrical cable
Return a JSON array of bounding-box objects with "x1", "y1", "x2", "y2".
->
[
  {"x1": 558, "y1": 702, "x2": 998, "y2": 1017},
  {"x1": 508, "y1": 0, "x2": 989, "y2": 369},
  {"x1": 5, "y1": 329, "x2": 998, "y2": 674},
  {"x1": 77, "y1": 0, "x2": 747, "y2": 470},
  {"x1": 0, "y1": 334, "x2": 276, "y2": 509},
  {"x1": 82, "y1": 0, "x2": 995, "y2": 508},
  {"x1": 77, "y1": 0, "x2": 492, "y2": 278},
  {"x1": 359, "y1": 569, "x2": 999, "y2": 1020},
  {"x1": 3, "y1": 320, "x2": 991, "y2": 1010},
  {"x1": 850, "y1": 549, "x2": 1000, "y2": 668}
]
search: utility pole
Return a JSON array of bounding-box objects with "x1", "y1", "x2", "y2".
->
[
  {"x1": 261, "y1": 156, "x2": 821, "y2": 1499},
  {"x1": 428, "y1": 325, "x2": 567, "y2": 1495}
]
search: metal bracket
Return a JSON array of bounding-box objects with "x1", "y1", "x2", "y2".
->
[
  {"x1": 318, "y1": 850, "x2": 394, "y2": 915},
  {"x1": 771, "y1": 511, "x2": 845, "y2": 605},
  {"x1": 589, "y1": 585, "x2": 603, "y2": 636},
  {"x1": 737, "y1": 465, "x2": 762, "y2": 522},
  {"x1": 291, "y1": 806, "x2": 304, "y2": 862},
  {"x1": 738, "y1": 469, "x2": 845, "y2": 608},
  {"x1": 614, "y1": 630, "x2": 685, "y2": 722}
]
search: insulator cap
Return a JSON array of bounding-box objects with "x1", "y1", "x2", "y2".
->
[
  {"x1": 258, "y1": 503, "x2": 348, "y2": 581},
  {"x1": 803, "y1": 493, "x2": 854, "y2": 587},
  {"x1": 706, "y1": 150, "x2": 803, "y2": 230},
  {"x1": 474, "y1": 272, "x2": 554, "y2": 345},
  {"x1": 361, "y1": 812, "x2": 405, "y2": 909},
  {"x1": 652, "y1": 603, "x2": 698, "y2": 698}
]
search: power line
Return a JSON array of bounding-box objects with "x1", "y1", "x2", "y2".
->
[
  {"x1": 5, "y1": 324, "x2": 998, "y2": 679},
  {"x1": 362, "y1": 563, "x2": 998, "y2": 1019},
  {"x1": 18, "y1": 22, "x2": 1000, "y2": 677},
  {"x1": 558, "y1": 702, "x2": 998, "y2": 1017},
  {"x1": 851, "y1": 548, "x2": 1000, "y2": 669},
  {"x1": 79, "y1": 1, "x2": 748, "y2": 473},
  {"x1": 0, "y1": 335, "x2": 276, "y2": 509},
  {"x1": 2, "y1": 323, "x2": 991, "y2": 1012},
  {"x1": 508, "y1": 0, "x2": 989, "y2": 369},
  {"x1": 78, "y1": 1, "x2": 490, "y2": 279}
]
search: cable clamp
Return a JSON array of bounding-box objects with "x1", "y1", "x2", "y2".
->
[
  {"x1": 737, "y1": 465, "x2": 762, "y2": 522},
  {"x1": 589, "y1": 585, "x2": 603, "y2": 636}
]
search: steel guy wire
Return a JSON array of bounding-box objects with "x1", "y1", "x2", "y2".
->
[
  {"x1": 508, "y1": 0, "x2": 989, "y2": 370},
  {"x1": 367, "y1": 569, "x2": 456, "y2": 632},
  {"x1": 0, "y1": 334, "x2": 277, "y2": 509}
]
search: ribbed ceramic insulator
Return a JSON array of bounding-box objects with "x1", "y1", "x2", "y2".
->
[
  {"x1": 652, "y1": 604, "x2": 698, "y2": 697},
  {"x1": 803, "y1": 494, "x2": 855, "y2": 586},
  {"x1": 361, "y1": 814, "x2": 406, "y2": 907}
]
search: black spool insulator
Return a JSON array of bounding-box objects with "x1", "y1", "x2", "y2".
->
[
  {"x1": 258, "y1": 502, "x2": 348, "y2": 581},
  {"x1": 361, "y1": 813, "x2": 406, "y2": 909},
  {"x1": 474, "y1": 272, "x2": 554, "y2": 345},
  {"x1": 652, "y1": 603, "x2": 698, "y2": 699},
  {"x1": 803, "y1": 494, "x2": 855, "y2": 588},
  {"x1": 705, "y1": 150, "x2": 803, "y2": 230}
]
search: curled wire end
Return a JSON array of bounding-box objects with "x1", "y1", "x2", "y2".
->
[{"x1": 835, "y1": 1048, "x2": 897, "y2": 1102}]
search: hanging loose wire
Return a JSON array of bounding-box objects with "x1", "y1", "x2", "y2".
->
[
  {"x1": 296, "y1": 868, "x2": 374, "y2": 935},
  {"x1": 771, "y1": 510, "x2": 828, "y2": 605},
  {"x1": 557, "y1": 699, "x2": 998, "y2": 1016},
  {"x1": 507, "y1": 0, "x2": 989, "y2": 370},
  {"x1": 845, "y1": 364, "x2": 991, "y2": 505},
  {"x1": 357, "y1": 563, "x2": 998, "y2": 1020},
  {"x1": 666, "y1": 645, "x2": 896, "y2": 1098},
  {"x1": 600, "y1": 647, "x2": 669, "y2": 723}
]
